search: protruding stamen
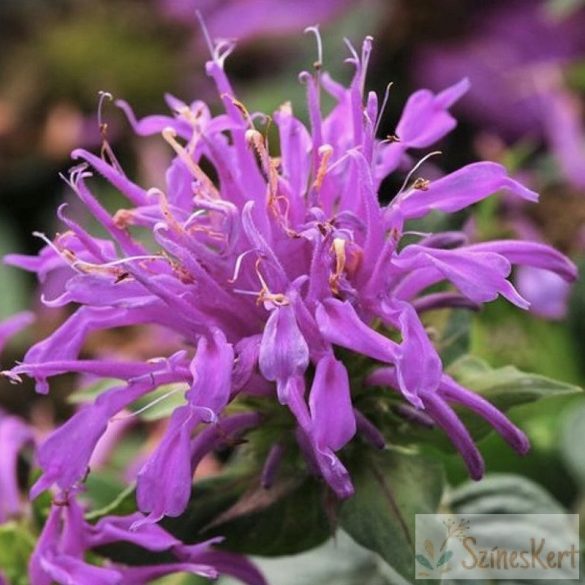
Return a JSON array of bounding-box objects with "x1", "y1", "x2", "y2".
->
[
  {"x1": 223, "y1": 95, "x2": 254, "y2": 128},
  {"x1": 397, "y1": 150, "x2": 442, "y2": 196},
  {"x1": 97, "y1": 91, "x2": 125, "y2": 174},
  {"x1": 32, "y1": 231, "x2": 84, "y2": 274},
  {"x1": 162, "y1": 127, "x2": 219, "y2": 200},
  {"x1": 255, "y1": 258, "x2": 288, "y2": 306},
  {"x1": 313, "y1": 144, "x2": 333, "y2": 191},
  {"x1": 228, "y1": 249, "x2": 255, "y2": 283},
  {"x1": 72, "y1": 254, "x2": 163, "y2": 272},
  {"x1": 374, "y1": 82, "x2": 393, "y2": 137},
  {"x1": 97, "y1": 91, "x2": 113, "y2": 136},
  {"x1": 111, "y1": 384, "x2": 187, "y2": 421},
  {"x1": 329, "y1": 237, "x2": 347, "y2": 294},
  {"x1": 304, "y1": 25, "x2": 323, "y2": 70},
  {"x1": 195, "y1": 9, "x2": 215, "y2": 59},
  {"x1": 413, "y1": 177, "x2": 430, "y2": 191}
]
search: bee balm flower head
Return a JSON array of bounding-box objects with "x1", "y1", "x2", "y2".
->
[{"x1": 3, "y1": 35, "x2": 576, "y2": 522}]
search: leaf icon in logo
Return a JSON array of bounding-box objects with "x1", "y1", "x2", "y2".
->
[
  {"x1": 424, "y1": 539, "x2": 435, "y2": 560},
  {"x1": 416, "y1": 555, "x2": 434, "y2": 571},
  {"x1": 437, "y1": 550, "x2": 453, "y2": 567}
]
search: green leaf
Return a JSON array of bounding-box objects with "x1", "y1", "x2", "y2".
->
[
  {"x1": 220, "y1": 531, "x2": 397, "y2": 585},
  {"x1": 447, "y1": 473, "x2": 566, "y2": 514},
  {"x1": 163, "y1": 472, "x2": 333, "y2": 557},
  {"x1": 68, "y1": 378, "x2": 121, "y2": 404},
  {"x1": 560, "y1": 401, "x2": 585, "y2": 488},
  {"x1": 443, "y1": 474, "x2": 579, "y2": 585},
  {"x1": 440, "y1": 310, "x2": 472, "y2": 367},
  {"x1": 85, "y1": 483, "x2": 136, "y2": 522},
  {"x1": 340, "y1": 448, "x2": 445, "y2": 583},
  {"x1": 448, "y1": 355, "x2": 582, "y2": 412},
  {"x1": 0, "y1": 522, "x2": 35, "y2": 585},
  {"x1": 375, "y1": 355, "x2": 582, "y2": 455}
]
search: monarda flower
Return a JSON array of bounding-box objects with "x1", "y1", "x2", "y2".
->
[
  {"x1": 29, "y1": 491, "x2": 265, "y2": 585},
  {"x1": 2, "y1": 36, "x2": 576, "y2": 522}
]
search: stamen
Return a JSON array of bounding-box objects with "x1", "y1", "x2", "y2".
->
[
  {"x1": 97, "y1": 91, "x2": 113, "y2": 135},
  {"x1": 72, "y1": 254, "x2": 164, "y2": 271},
  {"x1": 111, "y1": 384, "x2": 187, "y2": 421},
  {"x1": 150, "y1": 187, "x2": 185, "y2": 235},
  {"x1": 195, "y1": 9, "x2": 215, "y2": 59},
  {"x1": 32, "y1": 232, "x2": 84, "y2": 274},
  {"x1": 184, "y1": 209, "x2": 208, "y2": 229},
  {"x1": 412, "y1": 177, "x2": 430, "y2": 190},
  {"x1": 228, "y1": 249, "x2": 255, "y2": 283},
  {"x1": 254, "y1": 258, "x2": 289, "y2": 306},
  {"x1": 223, "y1": 95, "x2": 254, "y2": 128},
  {"x1": 162, "y1": 127, "x2": 219, "y2": 200},
  {"x1": 97, "y1": 91, "x2": 125, "y2": 174},
  {"x1": 304, "y1": 25, "x2": 323, "y2": 70},
  {"x1": 329, "y1": 237, "x2": 347, "y2": 294},
  {"x1": 313, "y1": 144, "x2": 333, "y2": 191},
  {"x1": 324, "y1": 147, "x2": 361, "y2": 176},
  {"x1": 397, "y1": 150, "x2": 441, "y2": 196},
  {"x1": 374, "y1": 82, "x2": 393, "y2": 137}
]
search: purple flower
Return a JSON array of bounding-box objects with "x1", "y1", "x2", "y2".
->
[
  {"x1": 413, "y1": 0, "x2": 585, "y2": 143},
  {"x1": 29, "y1": 492, "x2": 265, "y2": 585},
  {"x1": 158, "y1": 0, "x2": 356, "y2": 40},
  {"x1": 0, "y1": 410, "x2": 34, "y2": 522},
  {"x1": 412, "y1": 1, "x2": 585, "y2": 319},
  {"x1": 0, "y1": 311, "x2": 34, "y2": 355},
  {"x1": 3, "y1": 35, "x2": 577, "y2": 516}
]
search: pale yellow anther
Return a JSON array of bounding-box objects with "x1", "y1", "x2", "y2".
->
[
  {"x1": 279, "y1": 102, "x2": 293, "y2": 116},
  {"x1": 162, "y1": 127, "x2": 219, "y2": 200},
  {"x1": 329, "y1": 237, "x2": 347, "y2": 294},
  {"x1": 413, "y1": 177, "x2": 430, "y2": 191},
  {"x1": 313, "y1": 144, "x2": 333, "y2": 191},
  {"x1": 113, "y1": 209, "x2": 135, "y2": 228},
  {"x1": 222, "y1": 94, "x2": 254, "y2": 128},
  {"x1": 254, "y1": 258, "x2": 289, "y2": 306}
]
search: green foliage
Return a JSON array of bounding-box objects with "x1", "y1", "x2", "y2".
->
[
  {"x1": 560, "y1": 401, "x2": 585, "y2": 488},
  {"x1": 447, "y1": 473, "x2": 566, "y2": 515},
  {"x1": 164, "y1": 472, "x2": 333, "y2": 557},
  {"x1": 340, "y1": 448, "x2": 445, "y2": 583},
  {"x1": 0, "y1": 522, "x2": 35, "y2": 585}
]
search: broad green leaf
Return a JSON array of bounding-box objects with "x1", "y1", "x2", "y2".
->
[
  {"x1": 447, "y1": 473, "x2": 566, "y2": 515},
  {"x1": 0, "y1": 522, "x2": 35, "y2": 585},
  {"x1": 368, "y1": 355, "x2": 581, "y2": 455},
  {"x1": 443, "y1": 474, "x2": 578, "y2": 585},
  {"x1": 220, "y1": 531, "x2": 396, "y2": 585},
  {"x1": 560, "y1": 401, "x2": 585, "y2": 488},
  {"x1": 448, "y1": 355, "x2": 582, "y2": 412},
  {"x1": 436, "y1": 309, "x2": 472, "y2": 367},
  {"x1": 163, "y1": 472, "x2": 333, "y2": 557},
  {"x1": 340, "y1": 448, "x2": 444, "y2": 583}
]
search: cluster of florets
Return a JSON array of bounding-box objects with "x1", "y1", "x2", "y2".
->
[{"x1": 2, "y1": 36, "x2": 576, "y2": 554}]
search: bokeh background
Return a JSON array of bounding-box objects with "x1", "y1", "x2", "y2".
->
[{"x1": 1, "y1": 0, "x2": 585, "y2": 578}]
